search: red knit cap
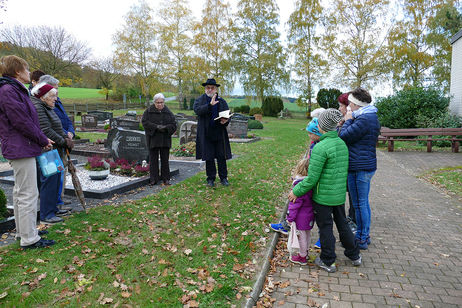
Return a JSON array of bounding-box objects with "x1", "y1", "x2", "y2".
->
[
  {"x1": 34, "y1": 83, "x2": 54, "y2": 98},
  {"x1": 337, "y1": 93, "x2": 349, "y2": 106}
]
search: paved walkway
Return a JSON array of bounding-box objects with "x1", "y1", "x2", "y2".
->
[{"x1": 266, "y1": 150, "x2": 462, "y2": 308}]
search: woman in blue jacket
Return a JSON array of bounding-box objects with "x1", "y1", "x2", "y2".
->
[{"x1": 339, "y1": 88, "x2": 380, "y2": 250}]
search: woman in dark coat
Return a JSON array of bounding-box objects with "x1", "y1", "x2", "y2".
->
[
  {"x1": 142, "y1": 93, "x2": 177, "y2": 185},
  {"x1": 339, "y1": 88, "x2": 380, "y2": 250},
  {"x1": 31, "y1": 82, "x2": 73, "y2": 224},
  {"x1": 193, "y1": 78, "x2": 232, "y2": 187}
]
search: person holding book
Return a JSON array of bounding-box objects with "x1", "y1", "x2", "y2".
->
[{"x1": 193, "y1": 78, "x2": 232, "y2": 187}]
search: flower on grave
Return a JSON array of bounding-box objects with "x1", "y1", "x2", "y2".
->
[
  {"x1": 84, "y1": 156, "x2": 110, "y2": 171},
  {"x1": 134, "y1": 164, "x2": 149, "y2": 177}
]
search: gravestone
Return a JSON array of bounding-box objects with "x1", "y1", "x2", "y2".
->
[
  {"x1": 106, "y1": 128, "x2": 149, "y2": 162},
  {"x1": 228, "y1": 119, "x2": 248, "y2": 138},
  {"x1": 231, "y1": 113, "x2": 250, "y2": 121},
  {"x1": 179, "y1": 121, "x2": 198, "y2": 145},
  {"x1": 126, "y1": 110, "x2": 137, "y2": 118},
  {"x1": 88, "y1": 111, "x2": 113, "y2": 122},
  {"x1": 81, "y1": 114, "x2": 97, "y2": 128},
  {"x1": 110, "y1": 117, "x2": 140, "y2": 130},
  {"x1": 69, "y1": 115, "x2": 75, "y2": 129}
]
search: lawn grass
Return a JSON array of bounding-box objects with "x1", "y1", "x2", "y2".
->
[
  {"x1": 420, "y1": 166, "x2": 462, "y2": 199},
  {"x1": 0, "y1": 117, "x2": 311, "y2": 307}
]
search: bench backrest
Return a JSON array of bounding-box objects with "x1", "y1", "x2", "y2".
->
[{"x1": 380, "y1": 128, "x2": 462, "y2": 137}]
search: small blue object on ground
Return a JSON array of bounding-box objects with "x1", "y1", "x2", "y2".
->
[{"x1": 269, "y1": 223, "x2": 289, "y2": 235}]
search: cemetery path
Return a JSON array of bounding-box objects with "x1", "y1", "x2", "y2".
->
[
  {"x1": 259, "y1": 150, "x2": 462, "y2": 308},
  {"x1": 0, "y1": 155, "x2": 204, "y2": 247}
]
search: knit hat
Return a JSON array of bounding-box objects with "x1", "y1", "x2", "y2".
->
[
  {"x1": 310, "y1": 107, "x2": 326, "y2": 118},
  {"x1": 348, "y1": 93, "x2": 369, "y2": 107},
  {"x1": 337, "y1": 93, "x2": 349, "y2": 106},
  {"x1": 306, "y1": 118, "x2": 322, "y2": 136},
  {"x1": 318, "y1": 108, "x2": 343, "y2": 132},
  {"x1": 32, "y1": 82, "x2": 54, "y2": 98}
]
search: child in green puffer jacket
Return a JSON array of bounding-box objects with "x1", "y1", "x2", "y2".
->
[{"x1": 288, "y1": 108, "x2": 361, "y2": 273}]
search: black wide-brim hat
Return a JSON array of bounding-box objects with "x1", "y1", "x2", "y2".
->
[{"x1": 202, "y1": 78, "x2": 220, "y2": 87}]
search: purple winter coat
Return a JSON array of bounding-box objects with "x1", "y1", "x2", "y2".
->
[
  {"x1": 287, "y1": 177, "x2": 315, "y2": 230},
  {"x1": 0, "y1": 77, "x2": 49, "y2": 159}
]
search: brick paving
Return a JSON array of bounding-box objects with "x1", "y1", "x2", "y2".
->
[{"x1": 268, "y1": 150, "x2": 462, "y2": 308}]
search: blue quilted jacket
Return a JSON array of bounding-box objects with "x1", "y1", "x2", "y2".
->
[{"x1": 339, "y1": 106, "x2": 380, "y2": 172}]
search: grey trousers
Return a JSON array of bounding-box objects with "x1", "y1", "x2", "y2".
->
[{"x1": 10, "y1": 157, "x2": 41, "y2": 246}]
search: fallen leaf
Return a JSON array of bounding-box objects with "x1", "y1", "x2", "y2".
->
[
  {"x1": 113, "y1": 281, "x2": 120, "y2": 288},
  {"x1": 121, "y1": 292, "x2": 131, "y2": 298},
  {"x1": 101, "y1": 297, "x2": 113, "y2": 304},
  {"x1": 278, "y1": 300, "x2": 285, "y2": 305},
  {"x1": 236, "y1": 293, "x2": 242, "y2": 300},
  {"x1": 36, "y1": 258, "x2": 45, "y2": 263},
  {"x1": 63, "y1": 229, "x2": 71, "y2": 235},
  {"x1": 184, "y1": 300, "x2": 199, "y2": 308},
  {"x1": 184, "y1": 249, "x2": 192, "y2": 256},
  {"x1": 37, "y1": 273, "x2": 47, "y2": 281},
  {"x1": 0, "y1": 292, "x2": 7, "y2": 299},
  {"x1": 53, "y1": 277, "x2": 58, "y2": 284}
]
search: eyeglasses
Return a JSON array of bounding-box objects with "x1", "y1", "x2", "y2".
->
[{"x1": 154, "y1": 101, "x2": 164, "y2": 104}]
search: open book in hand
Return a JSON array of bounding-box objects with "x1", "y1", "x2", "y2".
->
[{"x1": 214, "y1": 110, "x2": 234, "y2": 121}]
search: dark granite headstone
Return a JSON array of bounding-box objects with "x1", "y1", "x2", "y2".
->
[
  {"x1": 228, "y1": 119, "x2": 248, "y2": 138},
  {"x1": 106, "y1": 128, "x2": 149, "y2": 162},
  {"x1": 110, "y1": 117, "x2": 140, "y2": 130},
  {"x1": 179, "y1": 121, "x2": 197, "y2": 145},
  {"x1": 88, "y1": 111, "x2": 113, "y2": 122},
  {"x1": 81, "y1": 114, "x2": 97, "y2": 128},
  {"x1": 231, "y1": 113, "x2": 250, "y2": 122}
]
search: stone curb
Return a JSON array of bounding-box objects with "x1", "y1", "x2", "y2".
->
[{"x1": 245, "y1": 200, "x2": 289, "y2": 308}]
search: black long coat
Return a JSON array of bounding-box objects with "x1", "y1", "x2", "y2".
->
[
  {"x1": 193, "y1": 94, "x2": 232, "y2": 161},
  {"x1": 142, "y1": 105, "x2": 176, "y2": 149}
]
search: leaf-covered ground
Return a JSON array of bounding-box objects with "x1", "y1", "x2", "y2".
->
[{"x1": 0, "y1": 117, "x2": 311, "y2": 307}]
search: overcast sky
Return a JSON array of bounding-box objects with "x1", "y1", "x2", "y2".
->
[
  {"x1": 1, "y1": 0, "x2": 394, "y2": 98},
  {"x1": 1, "y1": 0, "x2": 294, "y2": 59}
]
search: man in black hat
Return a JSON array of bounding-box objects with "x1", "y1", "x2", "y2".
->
[{"x1": 193, "y1": 78, "x2": 232, "y2": 187}]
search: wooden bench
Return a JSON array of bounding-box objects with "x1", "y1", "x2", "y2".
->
[{"x1": 379, "y1": 128, "x2": 462, "y2": 153}]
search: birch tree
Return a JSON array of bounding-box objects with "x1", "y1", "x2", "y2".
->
[
  {"x1": 193, "y1": 0, "x2": 234, "y2": 93},
  {"x1": 287, "y1": 0, "x2": 327, "y2": 116},
  {"x1": 322, "y1": 0, "x2": 393, "y2": 88},
  {"x1": 159, "y1": 0, "x2": 195, "y2": 108},
  {"x1": 232, "y1": 0, "x2": 289, "y2": 103},
  {"x1": 113, "y1": 0, "x2": 165, "y2": 101}
]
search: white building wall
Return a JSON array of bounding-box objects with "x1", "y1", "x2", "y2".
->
[{"x1": 449, "y1": 32, "x2": 462, "y2": 116}]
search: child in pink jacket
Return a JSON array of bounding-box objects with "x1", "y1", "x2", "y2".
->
[{"x1": 286, "y1": 158, "x2": 315, "y2": 265}]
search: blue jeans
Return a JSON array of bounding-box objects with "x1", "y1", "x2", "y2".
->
[{"x1": 347, "y1": 170, "x2": 375, "y2": 244}]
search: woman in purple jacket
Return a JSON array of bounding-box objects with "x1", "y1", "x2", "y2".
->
[{"x1": 0, "y1": 55, "x2": 55, "y2": 249}]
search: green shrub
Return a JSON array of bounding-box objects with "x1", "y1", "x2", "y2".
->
[
  {"x1": 248, "y1": 119, "x2": 263, "y2": 129},
  {"x1": 249, "y1": 107, "x2": 263, "y2": 116},
  {"x1": 262, "y1": 96, "x2": 284, "y2": 117},
  {"x1": 74, "y1": 135, "x2": 81, "y2": 140},
  {"x1": 139, "y1": 123, "x2": 144, "y2": 131},
  {"x1": 234, "y1": 105, "x2": 250, "y2": 114},
  {"x1": 316, "y1": 88, "x2": 342, "y2": 109},
  {"x1": 375, "y1": 87, "x2": 449, "y2": 129},
  {"x1": 0, "y1": 188, "x2": 8, "y2": 219},
  {"x1": 416, "y1": 111, "x2": 462, "y2": 147}
]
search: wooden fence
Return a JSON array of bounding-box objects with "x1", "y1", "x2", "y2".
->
[{"x1": 62, "y1": 101, "x2": 147, "y2": 114}]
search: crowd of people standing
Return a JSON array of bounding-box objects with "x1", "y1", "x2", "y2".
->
[
  {"x1": 273, "y1": 88, "x2": 380, "y2": 273},
  {"x1": 0, "y1": 55, "x2": 75, "y2": 249}
]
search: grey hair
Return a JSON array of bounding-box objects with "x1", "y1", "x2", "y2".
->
[
  {"x1": 153, "y1": 93, "x2": 165, "y2": 102},
  {"x1": 38, "y1": 74, "x2": 59, "y2": 86},
  {"x1": 42, "y1": 88, "x2": 58, "y2": 100}
]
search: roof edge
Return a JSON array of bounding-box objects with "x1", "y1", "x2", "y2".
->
[{"x1": 451, "y1": 29, "x2": 462, "y2": 44}]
